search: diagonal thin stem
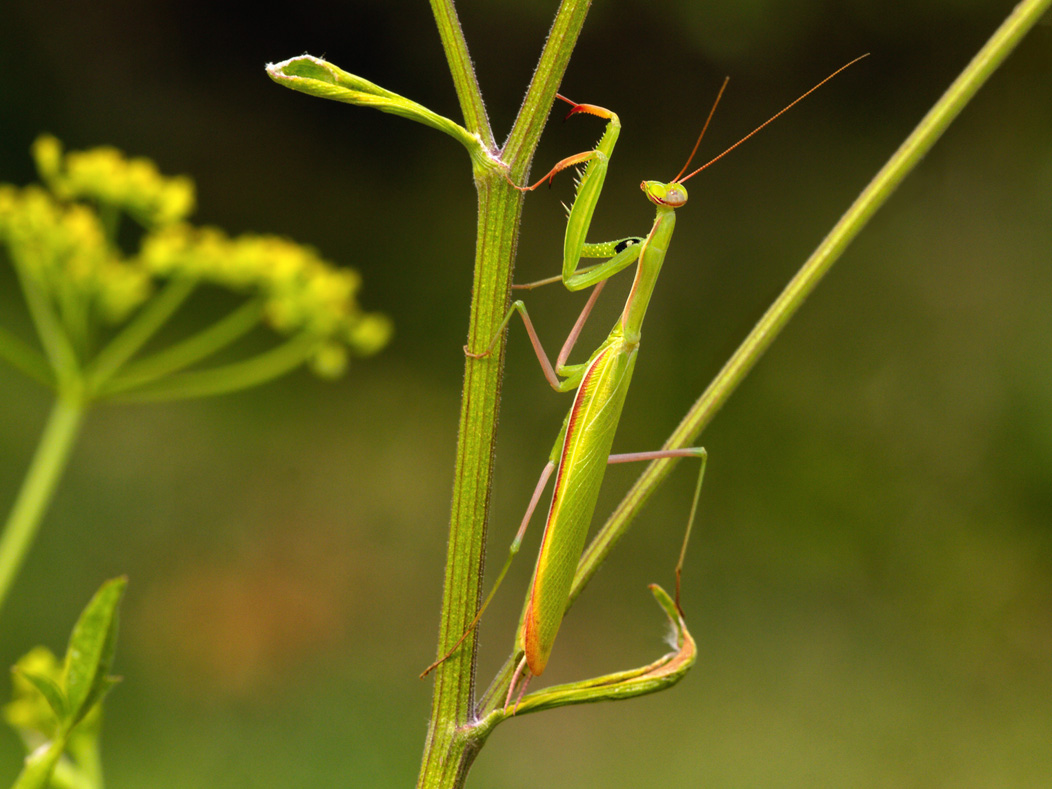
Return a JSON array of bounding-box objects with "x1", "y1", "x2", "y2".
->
[
  {"x1": 429, "y1": 0, "x2": 493, "y2": 149},
  {"x1": 478, "y1": 0, "x2": 1052, "y2": 716},
  {"x1": 12, "y1": 263, "x2": 80, "y2": 383},
  {"x1": 0, "y1": 324, "x2": 54, "y2": 387},
  {"x1": 85, "y1": 277, "x2": 197, "y2": 392},
  {"x1": 103, "y1": 331, "x2": 318, "y2": 402},
  {"x1": 572, "y1": 0, "x2": 1052, "y2": 604},
  {"x1": 503, "y1": 0, "x2": 593, "y2": 176},
  {"x1": 98, "y1": 296, "x2": 267, "y2": 396}
]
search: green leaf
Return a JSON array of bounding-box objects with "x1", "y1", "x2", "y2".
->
[
  {"x1": 12, "y1": 668, "x2": 68, "y2": 724},
  {"x1": 61, "y1": 576, "x2": 126, "y2": 727},
  {"x1": 265, "y1": 55, "x2": 495, "y2": 171},
  {"x1": 4, "y1": 647, "x2": 64, "y2": 742}
]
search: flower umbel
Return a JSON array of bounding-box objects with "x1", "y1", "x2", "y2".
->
[
  {"x1": 32, "y1": 134, "x2": 195, "y2": 229},
  {"x1": 0, "y1": 136, "x2": 391, "y2": 397}
]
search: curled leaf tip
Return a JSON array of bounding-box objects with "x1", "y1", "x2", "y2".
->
[
  {"x1": 265, "y1": 54, "x2": 335, "y2": 86},
  {"x1": 475, "y1": 583, "x2": 696, "y2": 734},
  {"x1": 265, "y1": 55, "x2": 493, "y2": 171}
]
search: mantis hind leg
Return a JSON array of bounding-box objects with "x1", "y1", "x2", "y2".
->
[
  {"x1": 504, "y1": 655, "x2": 532, "y2": 715},
  {"x1": 422, "y1": 445, "x2": 706, "y2": 679},
  {"x1": 606, "y1": 447, "x2": 707, "y2": 612},
  {"x1": 419, "y1": 460, "x2": 558, "y2": 679}
]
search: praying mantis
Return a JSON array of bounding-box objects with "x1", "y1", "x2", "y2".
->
[{"x1": 423, "y1": 56, "x2": 867, "y2": 701}]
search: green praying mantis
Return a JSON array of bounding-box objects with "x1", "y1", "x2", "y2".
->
[{"x1": 423, "y1": 56, "x2": 867, "y2": 704}]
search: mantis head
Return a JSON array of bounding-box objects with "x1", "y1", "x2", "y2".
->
[{"x1": 642, "y1": 180, "x2": 688, "y2": 208}]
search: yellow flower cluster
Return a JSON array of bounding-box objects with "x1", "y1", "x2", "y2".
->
[
  {"x1": 1, "y1": 136, "x2": 390, "y2": 379},
  {"x1": 141, "y1": 224, "x2": 392, "y2": 376},
  {"x1": 32, "y1": 135, "x2": 195, "y2": 228},
  {"x1": 0, "y1": 184, "x2": 152, "y2": 322}
]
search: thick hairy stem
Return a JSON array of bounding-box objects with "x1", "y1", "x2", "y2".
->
[{"x1": 418, "y1": 1, "x2": 593, "y2": 787}]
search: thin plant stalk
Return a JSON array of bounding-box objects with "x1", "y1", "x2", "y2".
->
[
  {"x1": 571, "y1": 0, "x2": 1052, "y2": 610},
  {"x1": 108, "y1": 331, "x2": 320, "y2": 402},
  {"x1": 101, "y1": 297, "x2": 267, "y2": 394},
  {"x1": 0, "y1": 393, "x2": 87, "y2": 613}
]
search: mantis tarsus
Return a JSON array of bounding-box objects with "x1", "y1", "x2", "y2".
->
[{"x1": 423, "y1": 55, "x2": 867, "y2": 706}]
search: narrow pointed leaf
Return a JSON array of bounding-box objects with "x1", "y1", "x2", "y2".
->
[
  {"x1": 61, "y1": 577, "x2": 126, "y2": 726},
  {"x1": 12, "y1": 669, "x2": 68, "y2": 724}
]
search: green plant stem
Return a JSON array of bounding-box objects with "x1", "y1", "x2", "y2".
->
[
  {"x1": 0, "y1": 393, "x2": 87, "y2": 615},
  {"x1": 105, "y1": 330, "x2": 319, "y2": 402},
  {"x1": 54, "y1": 274, "x2": 90, "y2": 362},
  {"x1": 98, "y1": 296, "x2": 266, "y2": 396},
  {"x1": 417, "y1": 175, "x2": 521, "y2": 789},
  {"x1": 85, "y1": 277, "x2": 197, "y2": 392},
  {"x1": 417, "y1": 1, "x2": 592, "y2": 787},
  {"x1": 477, "y1": 0, "x2": 1052, "y2": 716},
  {"x1": 13, "y1": 263, "x2": 80, "y2": 383},
  {"x1": 501, "y1": 0, "x2": 592, "y2": 172},
  {"x1": 0, "y1": 324, "x2": 54, "y2": 387},
  {"x1": 12, "y1": 734, "x2": 67, "y2": 789},
  {"x1": 429, "y1": 0, "x2": 493, "y2": 148}
]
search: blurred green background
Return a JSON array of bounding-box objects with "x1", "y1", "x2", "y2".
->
[{"x1": 1, "y1": 1, "x2": 1050, "y2": 786}]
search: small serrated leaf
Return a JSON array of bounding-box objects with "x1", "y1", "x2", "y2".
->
[{"x1": 61, "y1": 577, "x2": 126, "y2": 726}]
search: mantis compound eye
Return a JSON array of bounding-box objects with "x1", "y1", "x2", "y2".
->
[{"x1": 663, "y1": 183, "x2": 688, "y2": 207}]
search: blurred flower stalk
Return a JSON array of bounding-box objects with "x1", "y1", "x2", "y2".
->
[{"x1": 0, "y1": 137, "x2": 391, "y2": 613}]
